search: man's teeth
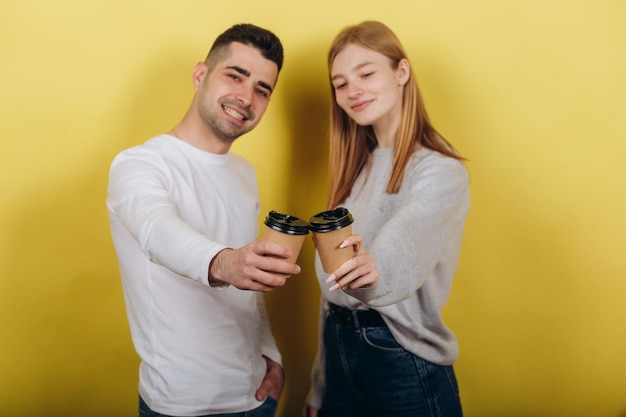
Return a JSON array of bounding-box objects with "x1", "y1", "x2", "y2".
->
[{"x1": 224, "y1": 106, "x2": 244, "y2": 120}]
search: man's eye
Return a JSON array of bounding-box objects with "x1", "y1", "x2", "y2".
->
[
  {"x1": 228, "y1": 74, "x2": 240, "y2": 81},
  {"x1": 257, "y1": 89, "x2": 269, "y2": 98}
]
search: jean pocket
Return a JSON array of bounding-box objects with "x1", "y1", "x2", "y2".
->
[
  {"x1": 264, "y1": 395, "x2": 278, "y2": 408},
  {"x1": 444, "y1": 365, "x2": 461, "y2": 397},
  {"x1": 138, "y1": 396, "x2": 154, "y2": 417},
  {"x1": 250, "y1": 395, "x2": 278, "y2": 416},
  {"x1": 361, "y1": 327, "x2": 405, "y2": 352}
]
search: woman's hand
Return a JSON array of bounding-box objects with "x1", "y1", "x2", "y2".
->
[
  {"x1": 303, "y1": 404, "x2": 319, "y2": 417},
  {"x1": 326, "y1": 234, "x2": 378, "y2": 291}
]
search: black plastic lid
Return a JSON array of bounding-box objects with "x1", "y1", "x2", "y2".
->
[
  {"x1": 308, "y1": 207, "x2": 354, "y2": 232},
  {"x1": 264, "y1": 211, "x2": 310, "y2": 235}
]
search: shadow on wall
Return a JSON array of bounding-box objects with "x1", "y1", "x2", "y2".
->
[{"x1": 262, "y1": 37, "x2": 331, "y2": 417}]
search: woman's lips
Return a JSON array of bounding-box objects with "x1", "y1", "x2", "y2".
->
[{"x1": 351, "y1": 99, "x2": 372, "y2": 112}]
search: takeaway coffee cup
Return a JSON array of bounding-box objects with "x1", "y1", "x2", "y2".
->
[
  {"x1": 308, "y1": 207, "x2": 355, "y2": 273},
  {"x1": 263, "y1": 211, "x2": 309, "y2": 269}
]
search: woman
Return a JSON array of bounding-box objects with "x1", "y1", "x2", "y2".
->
[{"x1": 304, "y1": 21, "x2": 470, "y2": 417}]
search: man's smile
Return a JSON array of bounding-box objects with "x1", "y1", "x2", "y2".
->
[{"x1": 223, "y1": 105, "x2": 247, "y2": 121}]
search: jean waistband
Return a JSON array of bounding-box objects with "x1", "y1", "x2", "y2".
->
[{"x1": 328, "y1": 303, "x2": 386, "y2": 328}]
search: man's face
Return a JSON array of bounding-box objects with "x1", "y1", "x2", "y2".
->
[{"x1": 195, "y1": 42, "x2": 278, "y2": 143}]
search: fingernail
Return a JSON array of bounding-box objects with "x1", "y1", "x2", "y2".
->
[
  {"x1": 339, "y1": 239, "x2": 349, "y2": 249},
  {"x1": 325, "y1": 274, "x2": 336, "y2": 283},
  {"x1": 329, "y1": 283, "x2": 340, "y2": 291}
]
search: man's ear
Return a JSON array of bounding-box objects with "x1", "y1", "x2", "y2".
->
[
  {"x1": 397, "y1": 58, "x2": 410, "y2": 86},
  {"x1": 192, "y1": 62, "x2": 208, "y2": 91}
]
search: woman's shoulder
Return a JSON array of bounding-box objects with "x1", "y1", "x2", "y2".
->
[
  {"x1": 411, "y1": 146, "x2": 465, "y2": 168},
  {"x1": 407, "y1": 147, "x2": 468, "y2": 185}
]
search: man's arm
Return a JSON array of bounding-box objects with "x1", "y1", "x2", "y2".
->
[{"x1": 108, "y1": 152, "x2": 223, "y2": 284}]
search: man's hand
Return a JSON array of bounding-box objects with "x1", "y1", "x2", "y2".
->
[
  {"x1": 255, "y1": 356, "x2": 284, "y2": 401},
  {"x1": 209, "y1": 240, "x2": 301, "y2": 291}
]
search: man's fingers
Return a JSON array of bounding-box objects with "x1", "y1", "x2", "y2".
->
[
  {"x1": 256, "y1": 239, "x2": 294, "y2": 259},
  {"x1": 255, "y1": 386, "x2": 267, "y2": 401}
]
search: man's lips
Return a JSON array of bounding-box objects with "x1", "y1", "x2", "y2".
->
[{"x1": 223, "y1": 105, "x2": 248, "y2": 121}]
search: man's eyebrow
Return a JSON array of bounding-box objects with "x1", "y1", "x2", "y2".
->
[
  {"x1": 226, "y1": 65, "x2": 273, "y2": 94},
  {"x1": 257, "y1": 80, "x2": 273, "y2": 94},
  {"x1": 227, "y1": 65, "x2": 251, "y2": 77}
]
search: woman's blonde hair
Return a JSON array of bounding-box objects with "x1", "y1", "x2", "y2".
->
[{"x1": 326, "y1": 21, "x2": 463, "y2": 209}]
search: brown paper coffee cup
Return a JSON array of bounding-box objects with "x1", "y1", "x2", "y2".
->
[
  {"x1": 264, "y1": 226, "x2": 307, "y2": 264},
  {"x1": 309, "y1": 208, "x2": 355, "y2": 273},
  {"x1": 263, "y1": 211, "x2": 309, "y2": 277}
]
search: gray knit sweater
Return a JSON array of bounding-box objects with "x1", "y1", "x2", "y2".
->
[{"x1": 308, "y1": 146, "x2": 470, "y2": 408}]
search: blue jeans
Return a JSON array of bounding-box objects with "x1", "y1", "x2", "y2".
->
[
  {"x1": 138, "y1": 395, "x2": 278, "y2": 417},
  {"x1": 320, "y1": 314, "x2": 463, "y2": 417}
]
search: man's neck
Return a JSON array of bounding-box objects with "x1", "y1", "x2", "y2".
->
[{"x1": 171, "y1": 113, "x2": 232, "y2": 155}]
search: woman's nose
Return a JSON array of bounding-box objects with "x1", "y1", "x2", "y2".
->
[{"x1": 347, "y1": 82, "x2": 363, "y2": 98}]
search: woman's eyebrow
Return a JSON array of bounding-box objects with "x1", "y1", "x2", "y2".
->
[{"x1": 331, "y1": 61, "x2": 374, "y2": 81}]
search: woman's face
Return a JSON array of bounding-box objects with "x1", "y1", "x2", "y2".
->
[{"x1": 330, "y1": 43, "x2": 408, "y2": 132}]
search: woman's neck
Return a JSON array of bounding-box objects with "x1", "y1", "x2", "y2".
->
[{"x1": 372, "y1": 109, "x2": 401, "y2": 148}]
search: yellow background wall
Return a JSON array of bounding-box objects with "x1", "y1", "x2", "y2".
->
[{"x1": 1, "y1": 0, "x2": 624, "y2": 416}]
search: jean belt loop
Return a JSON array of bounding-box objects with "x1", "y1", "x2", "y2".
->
[{"x1": 351, "y1": 309, "x2": 360, "y2": 328}]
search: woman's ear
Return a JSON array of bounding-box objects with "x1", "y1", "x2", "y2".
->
[{"x1": 397, "y1": 58, "x2": 410, "y2": 86}]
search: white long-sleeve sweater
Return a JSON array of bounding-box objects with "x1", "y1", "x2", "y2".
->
[
  {"x1": 107, "y1": 134, "x2": 281, "y2": 416},
  {"x1": 309, "y1": 146, "x2": 470, "y2": 408}
]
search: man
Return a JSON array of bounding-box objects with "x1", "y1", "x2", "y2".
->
[{"x1": 107, "y1": 24, "x2": 298, "y2": 417}]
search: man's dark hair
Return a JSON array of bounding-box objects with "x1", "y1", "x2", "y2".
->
[{"x1": 205, "y1": 23, "x2": 284, "y2": 73}]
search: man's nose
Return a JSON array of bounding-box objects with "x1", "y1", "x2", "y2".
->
[{"x1": 235, "y1": 84, "x2": 253, "y2": 106}]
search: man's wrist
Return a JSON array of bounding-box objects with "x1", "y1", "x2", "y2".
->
[
  {"x1": 208, "y1": 248, "x2": 233, "y2": 288},
  {"x1": 264, "y1": 355, "x2": 284, "y2": 377}
]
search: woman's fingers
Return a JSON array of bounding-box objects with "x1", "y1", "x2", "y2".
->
[
  {"x1": 340, "y1": 233, "x2": 366, "y2": 255},
  {"x1": 328, "y1": 253, "x2": 378, "y2": 291}
]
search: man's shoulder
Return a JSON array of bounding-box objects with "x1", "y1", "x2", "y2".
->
[
  {"x1": 227, "y1": 151, "x2": 252, "y2": 166},
  {"x1": 114, "y1": 135, "x2": 172, "y2": 159},
  {"x1": 120, "y1": 134, "x2": 172, "y2": 154},
  {"x1": 110, "y1": 135, "x2": 174, "y2": 172}
]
